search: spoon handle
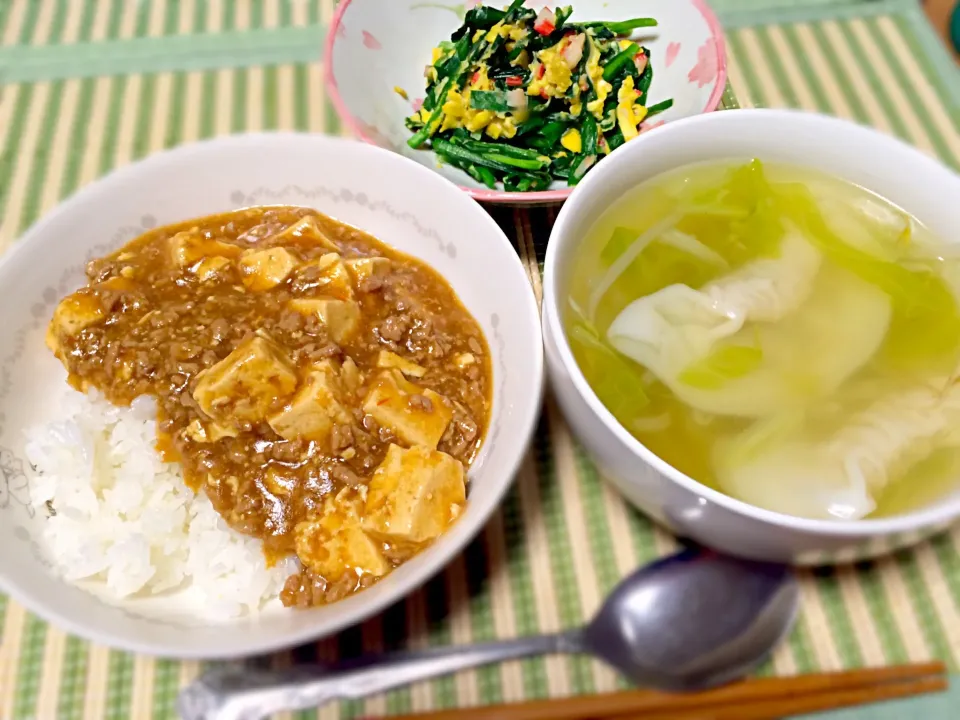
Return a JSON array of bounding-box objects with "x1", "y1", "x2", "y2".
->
[{"x1": 178, "y1": 631, "x2": 583, "y2": 720}]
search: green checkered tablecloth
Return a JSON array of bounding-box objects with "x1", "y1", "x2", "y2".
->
[{"x1": 1, "y1": 1, "x2": 960, "y2": 719}]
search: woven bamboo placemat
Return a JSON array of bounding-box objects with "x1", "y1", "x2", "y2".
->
[{"x1": 1, "y1": 1, "x2": 959, "y2": 719}]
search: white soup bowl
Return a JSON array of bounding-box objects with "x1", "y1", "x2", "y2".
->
[{"x1": 542, "y1": 109, "x2": 960, "y2": 565}]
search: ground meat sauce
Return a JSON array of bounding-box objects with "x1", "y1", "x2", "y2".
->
[{"x1": 46, "y1": 207, "x2": 492, "y2": 608}]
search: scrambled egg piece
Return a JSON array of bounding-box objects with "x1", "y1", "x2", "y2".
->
[
  {"x1": 484, "y1": 20, "x2": 512, "y2": 43},
  {"x1": 485, "y1": 117, "x2": 518, "y2": 140},
  {"x1": 616, "y1": 75, "x2": 647, "y2": 142},
  {"x1": 527, "y1": 38, "x2": 574, "y2": 98},
  {"x1": 470, "y1": 20, "x2": 514, "y2": 45},
  {"x1": 469, "y1": 65, "x2": 493, "y2": 92},
  {"x1": 295, "y1": 491, "x2": 390, "y2": 581},
  {"x1": 568, "y1": 81, "x2": 584, "y2": 117},
  {"x1": 465, "y1": 110, "x2": 496, "y2": 133},
  {"x1": 583, "y1": 36, "x2": 613, "y2": 119},
  {"x1": 511, "y1": 48, "x2": 530, "y2": 68},
  {"x1": 193, "y1": 335, "x2": 298, "y2": 427},
  {"x1": 586, "y1": 79, "x2": 613, "y2": 118},
  {"x1": 240, "y1": 247, "x2": 299, "y2": 291},
  {"x1": 561, "y1": 128, "x2": 582, "y2": 153},
  {"x1": 363, "y1": 444, "x2": 466, "y2": 546},
  {"x1": 362, "y1": 370, "x2": 453, "y2": 449},
  {"x1": 438, "y1": 84, "x2": 505, "y2": 135},
  {"x1": 440, "y1": 87, "x2": 469, "y2": 132}
]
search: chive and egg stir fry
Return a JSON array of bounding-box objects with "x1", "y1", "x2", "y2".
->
[{"x1": 403, "y1": 2, "x2": 673, "y2": 192}]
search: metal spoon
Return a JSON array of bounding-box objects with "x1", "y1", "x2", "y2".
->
[{"x1": 177, "y1": 548, "x2": 800, "y2": 720}]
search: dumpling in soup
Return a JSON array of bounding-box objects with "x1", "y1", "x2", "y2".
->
[
  {"x1": 716, "y1": 377, "x2": 960, "y2": 519},
  {"x1": 607, "y1": 243, "x2": 891, "y2": 417}
]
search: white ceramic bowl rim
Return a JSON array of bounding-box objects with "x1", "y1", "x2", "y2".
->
[
  {"x1": 323, "y1": 0, "x2": 730, "y2": 204},
  {"x1": 0, "y1": 132, "x2": 545, "y2": 658},
  {"x1": 544, "y1": 108, "x2": 960, "y2": 539}
]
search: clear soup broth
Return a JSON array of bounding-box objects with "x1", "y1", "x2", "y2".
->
[{"x1": 564, "y1": 159, "x2": 960, "y2": 521}]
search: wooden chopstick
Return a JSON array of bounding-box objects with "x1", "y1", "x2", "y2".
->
[
  {"x1": 697, "y1": 675, "x2": 947, "y2": 720},
  {"x1": 624, "y1": 674, "x2": 948, "y2": 720},
  {"x1": 610, "y1": 661, "x2": 947, "y2": 720},
  {"x1": 361, "y1": 662, "x2": 946, "y2": 720}
]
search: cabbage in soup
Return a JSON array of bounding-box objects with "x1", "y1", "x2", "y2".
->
[{"x1": 564, "y1": 159, "x2": 960, "y2": 521}]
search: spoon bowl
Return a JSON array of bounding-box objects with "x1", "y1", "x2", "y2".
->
[
  {"x1": 178, "y1": 548, "x2": 800, "y2": 720},
  {"x1": 582, "y1": 549, "x2": 800, "y2": 691}
]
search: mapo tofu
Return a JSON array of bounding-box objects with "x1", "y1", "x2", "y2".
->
[{"x1": 46, "y1": 207, "x2": 492, "y2": 608}]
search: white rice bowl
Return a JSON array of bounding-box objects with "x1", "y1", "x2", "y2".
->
[
  {"x1": 0, "y1": 133, "x2": 542, "y2": 658},
  {"x1": 25, "y1": 386, "x2": 296, "y2": 619}
]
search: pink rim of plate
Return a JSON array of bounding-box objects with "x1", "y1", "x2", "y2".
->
[{"x1": 324, "y1": 0, "x2": 729, "y2": 204}]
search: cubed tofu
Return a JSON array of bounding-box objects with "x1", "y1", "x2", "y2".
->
[
  {"x1": 340, "y1": 356, "x2": 363, "y2": 396},
  {"x1": 207, "y1": 422, "x2": 239, "y2": 441},
  {"x1": 263, "y1": 467, "x2": 297, "y2": 498},
  {"x1": 287, "y1": 298, "x2": 361, "y2": 344},
  {"x1": 267, "y1": 216, "x2": 339, "y2": 252},
  {"x1": 98, "y1": 276, "x2": 137, "y2": 292},
  {"x1": 268, "y1": 360, "x2": 352, "y2": 442},
  {"x1": 362, "y1": 370, "x2": 453, "y2": 449},
  {"x1": 453, "y1": 353, "x2": 476, "y2": 368},
  {"x1": 295, "y1": 493, "x2": 390, "y2": 581},
  {"x1": 192, "y1": 335, "x2": 298, "y2": 428},
  {"x1": 183, "y1": 419, "x2": 208, "y2": 442},
  {"x1": 46, "y1": 292, "x2": 104, "y2": 353},
  {"x1": 363, "y1": 444, "x2": 465, "y2": 545},
  {"x1": 169, "y1": 229, "x2": 242, "y2": 267},
  {"x1": 376, "y1": 350, "x2": 426, "y2": 378},
  {"x1": 49, "y1": 292, "x2": 105, "y2": 336},
  {"x1": 239, "y1": 247, "x2": 299, "y2": 291},
  {"x1": 294, "y1": 253, "x2": 354, "y2": 300},
  {"x1": 182, "y1": 419, "x2": 239, "y2": 443},
  {"x1": 345, "y1": 257, "x2": 390, "y2": 289},
  {"x1": 193, "y1": 256, "x2": 232, "y2": 282}
]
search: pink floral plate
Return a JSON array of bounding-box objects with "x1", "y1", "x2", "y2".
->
[{"x1": 325, "y1": 0, "x2": 727, "y2": 206}]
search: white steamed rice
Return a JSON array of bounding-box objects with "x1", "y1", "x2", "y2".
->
[{"x1": 24, "y1": 388, "x2": 294, "y2": 618}]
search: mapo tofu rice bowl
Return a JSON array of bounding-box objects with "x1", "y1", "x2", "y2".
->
[{"x1": 0, "y1": 134, "x2": 542, "y2": 657}]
